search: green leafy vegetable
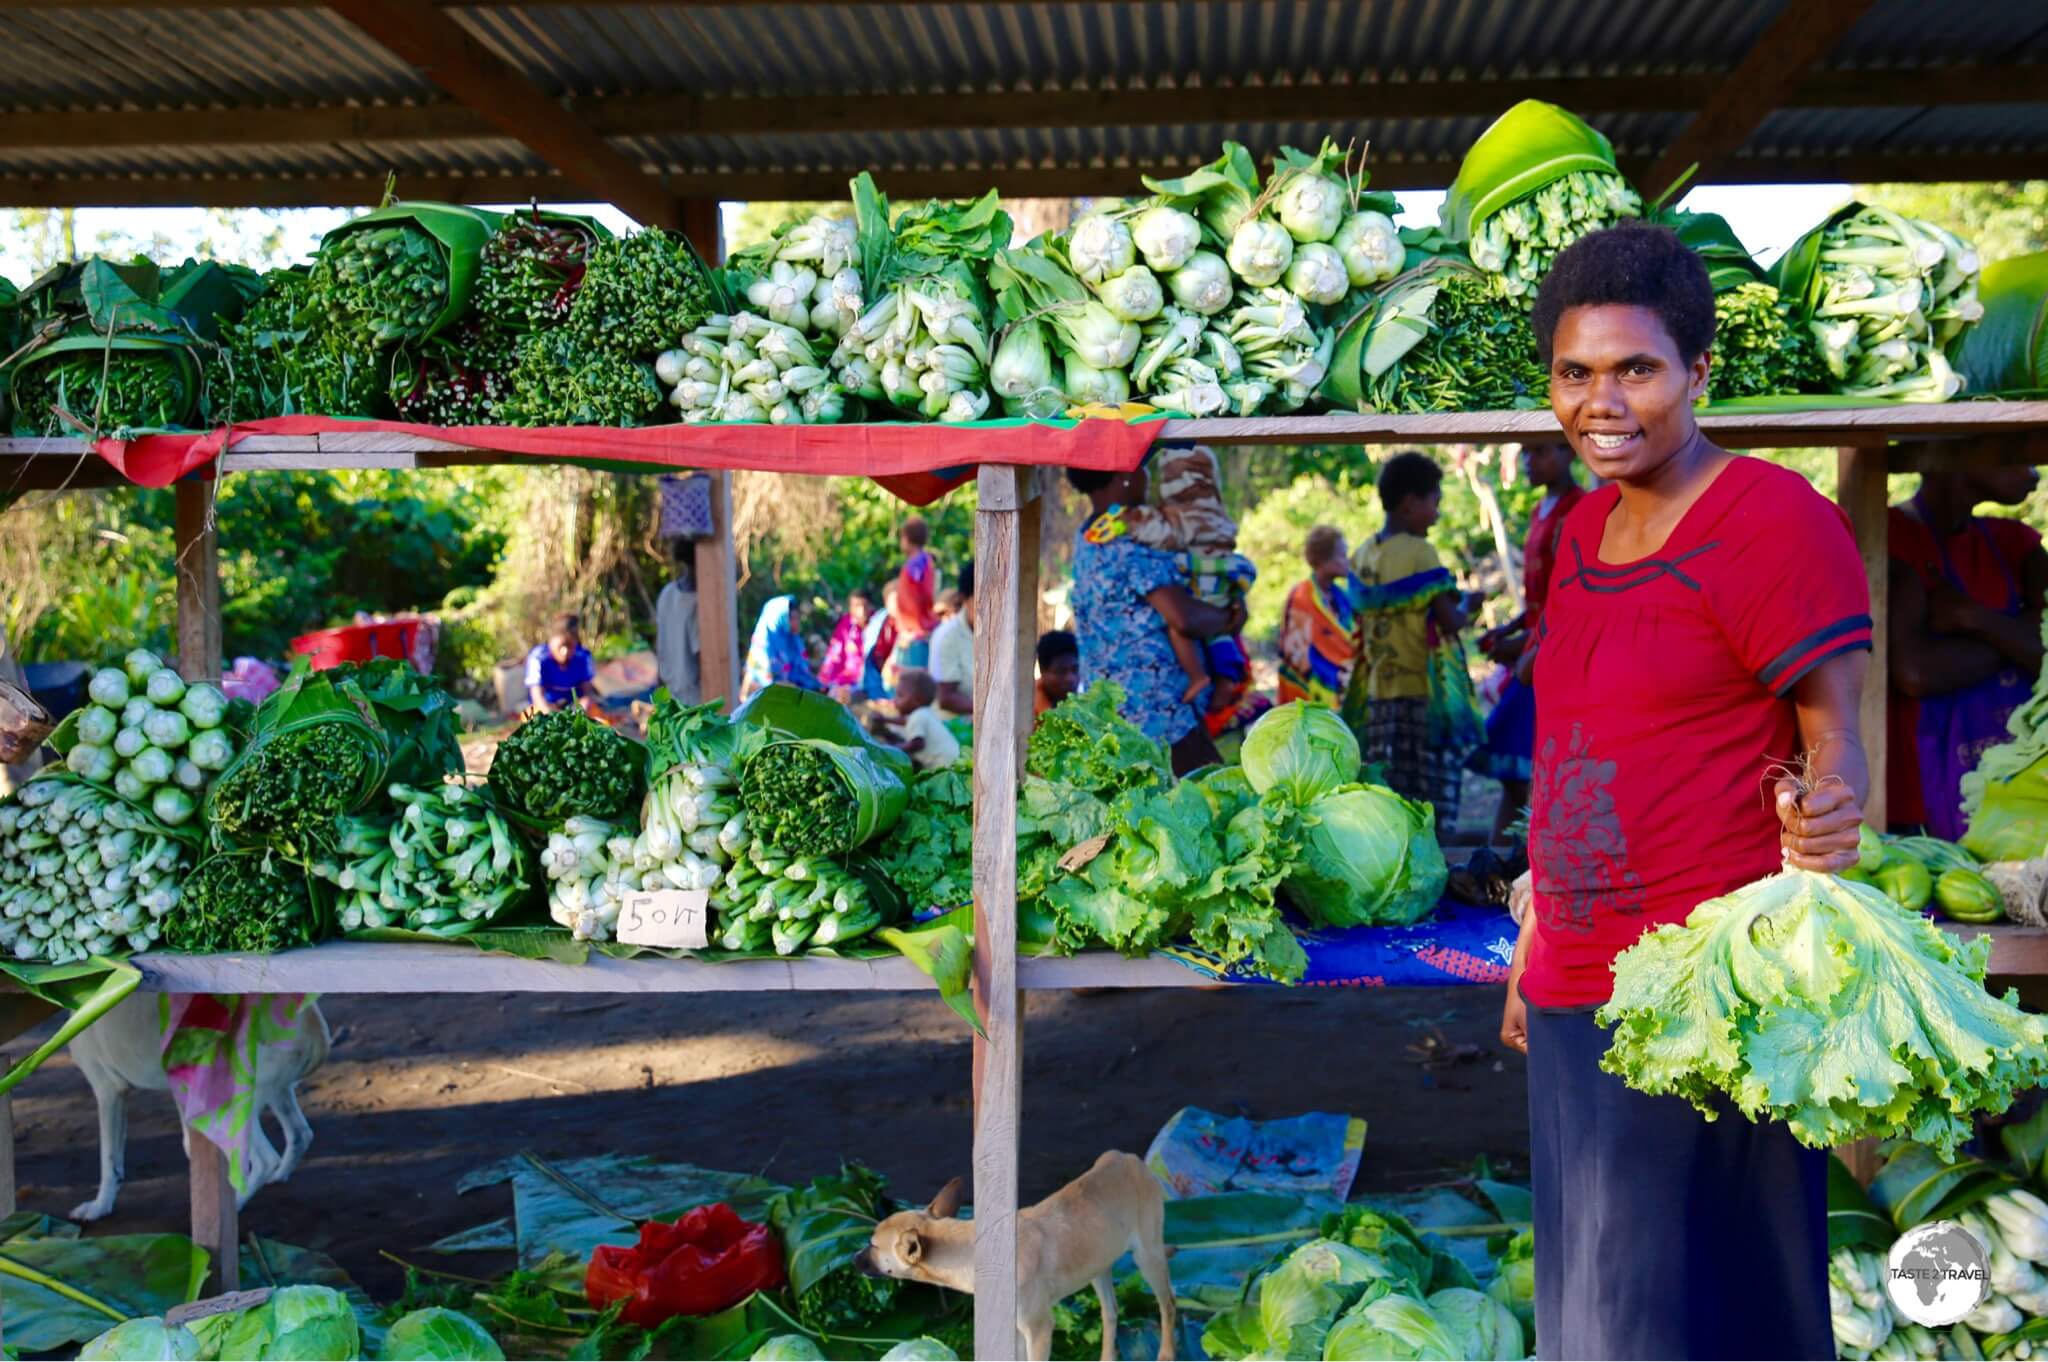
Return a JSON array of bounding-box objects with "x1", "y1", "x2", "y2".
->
[
  {"x1": 499, "y1": 330, "x2": 665, "y2": 428},
  {"x1": 1597, "y1": 869, "x2": 2048, "y2": 1157},
  {"x1": 1202, "y1": 1238, "x2": 1393, "y2": 1361},
  {"x1": 739, "y1": 739, "x2": 908, "y2": 859},
  {"x1": 314, "y1": 222, "x2": 451, "y2": 344},
  {"x1": 1711, "y1": 281, "x2": 1827, "y2": 400},
  {"x1": 1283, "y1": 784, "x2": 1447, "y2": 928},
  {"x1": 488, "y1": 709, "x2": 645, "y2": 825},
  {"x1": 1026, "y1": 682, "x2": 1168, "y2": 796},
  {"x1": 476, "y1": 211, "x2": 604, "y2": 333},
  {"x1": 1484, "y1": 1229, "x2": 1534, "y2": 1334},
  {"x1": 1322, "y1": 1286, "x2": 1463, "y2": 1361},
  {"x1": 379, "y1": 1306, "x2": 504, "y2": 1361},
  {"x1": 196, "y1": 1283, "x2": 361, "y2": 1361},
  {"x1": 79, "y1": 1316, "x2": 202, "y2": 1361},
  {"x1": 568, "y1": 230, "x2": 721, "y2": 358},
  {"x1": 1240, "y1": 701, "x2": 1360, "y2": 806},
  {"x1": 872, "y1": 762, "x2": 974, "y2": 911},
  {"x1": 165, "y1": 848, "x2": 320, "y2": 955},
  {"x1": 1426, "y1": 1286, "x2": 1523, "y2": 1361},
  {"x1": 766, "y1": 1163, "x2": 901, "y2": 1332}
]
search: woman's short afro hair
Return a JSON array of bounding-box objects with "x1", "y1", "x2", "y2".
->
[{"x1": 1530, "y1": 223, "x2": 1716, "y2": 367}]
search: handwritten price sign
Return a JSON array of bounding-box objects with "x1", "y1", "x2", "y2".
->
[{"x1": 618, "y1": 888, "x2": 710, "y2": 950}]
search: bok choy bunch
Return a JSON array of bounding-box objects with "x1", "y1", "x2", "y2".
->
[
  {"x1": 50, "y1": 649, "x2": 238, "y2": 830},
  {"x1": 310, "y1": 782, "x2": 531, "y2": 936},
  {"x1": 0, "y1": 777, "x2": 191, "y2": 962},
  {"x1": 1470, "y1": 170, "x2": 1642, "y2": 306},
  {"x1": 718, "y1": 835, "x2": 886, "y2": 955},
  {"x1": 659, "y1": 312, "x2": 845, "y2": 426}
]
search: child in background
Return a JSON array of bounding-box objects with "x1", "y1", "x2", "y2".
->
[
  {"x1": 869, "y1": 668, "x2": 961, "y2": 771},
  {"x1": 1350, "y1": 451, "x2": 1482, "y2": 827},
  {"x1": 1112, "y1": 444, "x2": 1257, "y2": 711},
  {"x1": 1034, "y1": 630, "x2": 1081, "y2": 717},
  {"x1": 891, "y1": 517, "x2": 941, "y2": 671},
  {"x1": 525, "y1": 613, "x2": 598, "y2": 715}
]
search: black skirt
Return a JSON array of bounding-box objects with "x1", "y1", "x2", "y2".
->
[{"x1": 1526, "y1": 1005, "x2": 1834, "y2": 1361}]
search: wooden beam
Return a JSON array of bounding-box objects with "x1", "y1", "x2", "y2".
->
[
  {"x1": 7, "y1": 64, "x2": 2042, "y2": 154},
  {"x1": 971, "y1": 465, "x2": 1037, "y2": 1362},
  {"x1": 174, "y1": 480, "x2": 222, "y2": 685},
  {"x1": 1641, "y1": 0, "x2": 1879, "y2": 199},
  {"x1": 321, "y1": 0, "x2": 680, "y2": 228},
  {"x1": 692, "y1": 471, "x2": 741, "y2": 710},
  {"x1": 1838, "y1": 446, "x2": 1889, "y2": 830}
]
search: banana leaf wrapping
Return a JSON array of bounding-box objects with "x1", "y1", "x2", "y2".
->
[
  {"x1": 476, "y1": 207, "x2": 614, "y2": 333},
  {"x1": 730, "y1": 683, "x2": 914, "y2": 783},
  {"x1": 6, "y1": 258, "x2": 258, "y2": 434},
  {"x1": 1955, "y1": 252, "x2": 2048, "y2": 396},
  {"x1": 1658, "y1": 209, "x2": 1768, "y2": 293},
  {"x1": 314, "y1": 202, "x2": 501, "y2": 343},
  {"x1": 1438, "y1": 99, "x2": 1627, "y2": 245}
]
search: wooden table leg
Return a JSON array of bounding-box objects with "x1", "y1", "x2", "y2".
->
[
  {"x1": 0, "y1": 1067, "x2": 14, "y2": 1219},
  {"x1": 189, "y1": 1130, "x2": 238, "y2": 1292}
]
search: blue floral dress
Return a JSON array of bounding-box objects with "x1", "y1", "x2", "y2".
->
[{"x1": 1070, "y1": 509, "x2": 1205, "y2": 746}]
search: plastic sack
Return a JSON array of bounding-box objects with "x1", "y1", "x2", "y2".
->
[{"x1": 584, "y1": 1203, "x2": 788, "y2": 1328}]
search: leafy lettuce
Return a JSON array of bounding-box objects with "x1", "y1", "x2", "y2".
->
[
  {"x1": 873, "y1": 763, "x2": 974, "y2": 911},
  {"x1": 1597, "y1": 869, "x2": 2048, "y2": 1157},
  {"x1": 1026, "y1": 682, "x2": 1168, "y2": 796}
]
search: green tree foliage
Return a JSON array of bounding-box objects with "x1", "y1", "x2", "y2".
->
[
  {"x1": 1236, "y1": 472, "x2": 1380, "y2": 642},
  {"x1": 1858, "y1": 182, "x2": 2048, "y2": 264}
]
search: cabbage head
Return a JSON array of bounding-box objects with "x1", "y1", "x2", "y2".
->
[
  {"x1": 1486, "y1": 1229, "x2": 1535, "y2": 1333},
  {"x1": 1426, "y1": 1287, "x2": 1523, "y2": 1361},
  {"x1": 1319, "y1": 1205, "x2": 1432, "y2": 1296},
  {"x1": 752, "y1": 1336, "x2": 828, "y2": 1361},
  {"x1": 206, "y1": 1285, "x2": 361, "y2": 1361},
  {"x1": 1202, "y1": 1239, "x2": 1396, "y2": 1361},
  {"x1": 1283, "y1": 784, "x2": 1447, "y2": 927},
  {"x1": 79, "y1": 1317, "x2": 202, "y2": 1361},
  {"x1": 1322, "y1": 1290, "x2": 1460, "y2": 1361},
  {"x1": 1241, "y1": 702, "x2": 1360, "y2": 806},
  {"x1": 379, "y1": 1308, "x2": 503, "y2": 1361},
  {"x1": 879, "y1": 1339, "x2": 961, "y2": 1361}
]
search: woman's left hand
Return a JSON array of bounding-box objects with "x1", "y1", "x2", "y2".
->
[{"x1": 1774, "y1": 779, "x2": 1864, "y2": 872}]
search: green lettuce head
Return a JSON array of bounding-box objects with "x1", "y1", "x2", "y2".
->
[
  {"x1": 1241, "y1": 702, "x2": 1360, "y2": 806},
  {"x1": 1321, "y1": 1290, "x2": 1461, "y2": 1361},
  {"x1": 1320, "y1": 1205, "x2": 1433, "y2": 1296},
  {"x1": 1257, "y1": 1239, "x2": 1394, "y2": 1359},
  {"x1": 752, "y1": 1337, "x2": 828, "y2": 1361},
  {"x1": 207, "y1": 1284, "x2": 361, "y2": 1361},
  {"x1": 1426, "y1": 1286, "x2": 1524, "y2": 1361},
  {"x1": 379, "y1": 1308, "x2": 504, "y2": 1361},
  {"x1": 879, "y1": 1339, "x2": 961, "y2": 1361},
  {"x1": 79, "y1": 1317, "x2": 202, "y2": 1361},
  {"x1": 1284, "y1": 783, "x2": 1447, "y2": 927},
  {"x1": 1486, "y1": 1229, "x2": 1536, "y2": 1332}
]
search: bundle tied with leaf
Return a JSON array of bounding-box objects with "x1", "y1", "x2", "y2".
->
[
  {"x1": 733, "y1": 684, "x2": 911, "y2": 859},
  {"x1": 1598, "y1": 761, "x2": 2048, "y2": 1157}
]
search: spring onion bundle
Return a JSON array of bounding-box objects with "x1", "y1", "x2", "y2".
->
[
  {"x1": 1776, "y1": 203, "x2": 1982, "y2": 401},
  {"x1": 1710, "y1": 281, "x2": 1826, "y2": 401},
  {"x1": 1598, "y1": 869, "x2": 2048, "y2": 1157},
  {"x1": 490, "y1": 709, "x2": 645, "y2": 825},
  {"x1": 311, "y1": 782, "x2": 531, "y2": 935},
  {"x1": 0, "y1": 778, "x2": 191, "y2": 962},
  {"x1": 164, "y1": 847, "x2": 319, "y2": 955},
  {"x1": 52, "y1": 650, "x2": 236, "y2": 828},
  {"x1": 541, "y1": 815, "x2": 633, "y2": 941}
]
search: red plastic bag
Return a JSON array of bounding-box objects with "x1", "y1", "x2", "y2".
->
[{"x1": 584, "y1": 1203, "x2": 788, "y2": 1327}]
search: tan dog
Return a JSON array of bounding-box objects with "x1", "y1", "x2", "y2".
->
[{"x1": 857, "y1": 1150, "x2": 1176, "y2": 1362}]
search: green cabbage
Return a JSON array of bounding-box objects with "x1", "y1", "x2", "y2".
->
[
  {"x1": 1240, "y1": 702, "x2": 1360, "y2": 806},
  {"x1": 1426, "y1": 1287, "x2": 1523, "y2": 1361},
  {"x1": 1319, "y1": 1205, "x2": 1433, "y2": 1297},
  {"x1": 202, "y1": 1284, "x2": 361, "y2": 1361},
  {"x1": 379, "y1": 1308, "x2": 503, "y2": 1361},
  {"x1": 879, "y1": 1340, "x2": 960, "y2": 1361},
  {"x1": 1485, "y1": 1229, "x2": 1535, "y2": 1334},
  {"x1": 751, "y1": 1337, "x2": 827, "y2": 1361},
  {"x1": 1203, "y1": 1239, "x2": 1395, "y2": 1361},
  {"x1": 1597, "y1": 869, "x2": 2048, "y2": 1158},
  {"x1": 79, "y1": 1317, "x2": 202, "y2": 1361},
  {"x1": 1283, "y1": 784, "x2": 1447, "y2": 927},
  {"x1": 1321, "y1": 1289, "x2": 1461, "y2": 1361}
]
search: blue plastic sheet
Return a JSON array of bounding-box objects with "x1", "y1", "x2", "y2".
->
[{"x1": 1158, "y1": 899, "x2": 1518, "y2": 987}]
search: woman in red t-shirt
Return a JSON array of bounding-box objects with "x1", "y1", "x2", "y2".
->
[
  {"x1": 1499, "y1": 225, "x2": 1870, "y2": 1361},
  {"x1": 1887, "y1": 462, "x2": 2047, "y2": 836}
]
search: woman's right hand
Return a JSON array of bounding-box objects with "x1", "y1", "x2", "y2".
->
[{"x1": 1500, "y1": 898, "x2": 1537, "y2": 1055}]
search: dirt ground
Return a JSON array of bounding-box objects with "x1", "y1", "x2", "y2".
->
[{"x1": 3, "y1": 983, "x2": 1528, "y2": 1300}]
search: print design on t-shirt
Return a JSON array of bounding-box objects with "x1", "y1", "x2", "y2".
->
[
  {"x1": 1531, "y1": 721, "x2": 1645, "y2": 933},
  {"x1": 1554, "y1": 539, "x2": 1720, "y2": 595}
]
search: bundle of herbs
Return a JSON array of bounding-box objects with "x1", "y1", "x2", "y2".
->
[
  {"x1": 766, "y1": 1164, "x2": 905, "y2": 1332},
  {"x1": 312, "y1": 222, "x2": 451, "y2": 344},
  {"x1": 11, "y1": 349, "x2": 191, "y2": 435},
  {"x1": 499, "y1": 331, "x2": 665, "y2": 427},
  {"x1": 204, "y1": 269, "x2": 386, "y2": 422},
  {"x1": 738, "y1": 738, "x2": 907, "y2": 859},
  {"x1": 567, "y1": 229, "x2": 723, "y2": 358},
  {"x1": 311, "y1": 782, "x2": 532, "y2": 935},
  {"x1": 488, "y1": 709, "x2": 645, "y2": 825},
  {"x1": 1711, "y1": 281, "x2": 1826, "y2": 401},
  {"x1": 391, "y1": 320, "x2": 520, "y2": 426},
  {"x1": 164, "y1": 847, "x2": 321, "y2": 954},
  {"x1": 476, "y1": 212, "x2": 602, "y2": 332},
  {"x1": 1363, "y1": 265, "x2": 1548, "y2": 413}
]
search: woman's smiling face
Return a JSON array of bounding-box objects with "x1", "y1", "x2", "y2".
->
[{"x1": 1548, "y1": 303, "x2": 1710, "y2": 484}]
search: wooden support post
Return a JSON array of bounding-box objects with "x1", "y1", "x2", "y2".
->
[
  {"x1": 971, "y1": 465, "x2": 1039, "y2": 1362},
  {"x1": 693, "y1": 471, "x2": 741, "y2": 709},
  {"x1": 680, "y1": 198, "x2": 722, "y2": 269},
  {"x1": 1837, "y1": 445, "x2": 1889, "y2": 829},
  {"x1": 0, "y1": 1071, "x2": 13, "y2": 1220},
  {"x1": 173, "y1": 480, "x2": 222, "y2": 684},
  {"x1": 190, "y1": 1130, "x2": 238, "y2": 1293}
]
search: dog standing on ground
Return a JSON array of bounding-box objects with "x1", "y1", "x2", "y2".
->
[
  {"x1": 65, "y1": 995, "x2": 330, "y2": 1220},
  {"x1": 857, "y1": 1150, "x2": 1176, "y2": 1362}
]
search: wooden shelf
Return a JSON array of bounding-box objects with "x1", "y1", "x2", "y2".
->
[{"x1": 94, "y1": 923, "x2": 2048, "y2": 993}]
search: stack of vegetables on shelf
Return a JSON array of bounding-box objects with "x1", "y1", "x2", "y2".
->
[{"x1": 6, "y1": 99, "x2": 2022, "y2": 433}]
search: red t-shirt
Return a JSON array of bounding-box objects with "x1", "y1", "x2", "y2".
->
[
  {"x1": 1522, "y1": 458, "x2": 1873, "y2": 1008},
  {"x1": 1885, "y1": 507, "x2": 2043, "y2": 827}
]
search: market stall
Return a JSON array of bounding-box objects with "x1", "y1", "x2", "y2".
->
[{"x1": 6, "y1": 2, "x2": 2048, "y2": 1354}]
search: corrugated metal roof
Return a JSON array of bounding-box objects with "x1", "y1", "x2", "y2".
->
[{"x1": 0, "y1": 0, "x2": 2042, "y2": 206}]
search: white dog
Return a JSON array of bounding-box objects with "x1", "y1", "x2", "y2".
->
[{"x1": 66, "y1": 995, "x2": 330, "y2": 1220}]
